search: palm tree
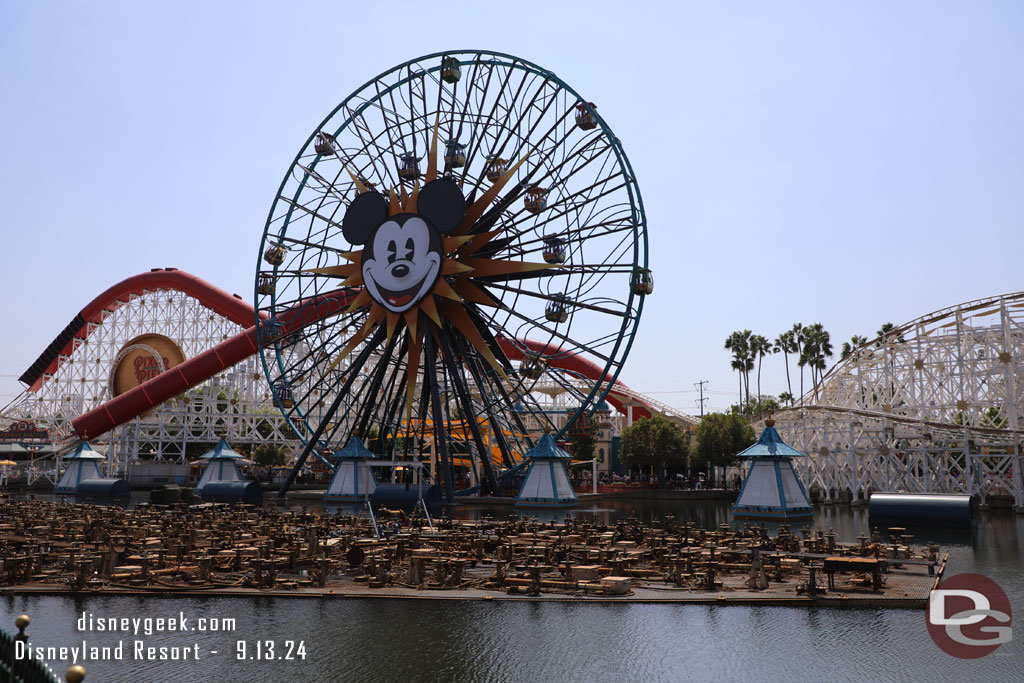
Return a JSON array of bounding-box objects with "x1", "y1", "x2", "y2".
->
[
  {"x1": 779, "y1": 391, "x2": 794, "y2": 406},
  {"x1": 841, "y1": 335, "x2": 868, "y2": 360},
  {"x1": 802, "y1": 323, "x2": 833, "y2": 400},
  {"x1": 750, "y1": 334, "x2": 770, "y2": 416},
  {"x1": 774, "y1": 329, "x2": 798, "y2": 398},
  {"x1": 730, "y1": 357, "x2": 745, "y2": 410},
  {"x1": 876, "y1": 323, "x2": 904, "y2": 403},
  {"x1": 790, "y1": 324, "x2": 807, "y2": 406},
  {"x1": 724, "y1": 330, "x2": 753, "y2": 411},
  {"x1": 876, "y1": 322, "x2": 905, "y2": 345}
]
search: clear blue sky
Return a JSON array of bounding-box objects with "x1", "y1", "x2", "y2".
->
[{"x1": 2, "y1": 1, "x2": 1022, "y2": 414}]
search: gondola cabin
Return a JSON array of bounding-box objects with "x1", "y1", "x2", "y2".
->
[
  {"x1": 525, "y1": 186, "x2": 547, "y2": 214},
  {"x1": 314, "y1": 131, "x2": 336, "y2": 156},
  {"x1": 545, "y1": 294, "x2": 570, "y2": 323},
  {"x1": 520, "y1": 352, "x2": 546, "y2": 380},
  {"x1": 262, "y1": 319, "x2": 284, "y2": 343},
  {"x1": 398, "y1": 152, "x2": 420, "y2": 181},
  {"x1": 257, "y1": 274, "x2": 276, "y2": 296},
  {"x1": 263, "y1": 243, "x2": 287, "y2": 266},
  {"x1": 275, "y1": 383, "x2": 295, "y2": 409},
  {"x1": 444, "y1": 140, "x2": 466, "y2": 168},
  {"x1": 575, "y1": 102, "x2": 598, "y2": 130},
  {"x1": 485, "y1": 156, "x2": 507, "y2": 182},
  {"x1": 542, "y1": 236, "x2": 567, "y2": 264},
  {"x1": 441, "y1": 57, "x2": 461, "y2": 84},
  {"x1": 631, "y1": 267, "x2": 654, "y2": 295}
]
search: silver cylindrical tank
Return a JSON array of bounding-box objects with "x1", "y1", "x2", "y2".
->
[{"x1": 869, "y1": 492, "x2": 976, "y2": 528}]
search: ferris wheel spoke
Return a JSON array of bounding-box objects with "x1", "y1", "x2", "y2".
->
[
  {"x1": 503, "y1": 218, "x2": 636, "y2": 259},
  {"x1": 436, "y1": 331, "x2": 499, "y2": 490},
  {"x1": 352, "y1": 329, "x2": 402, "y2": 437},
  {"x1": 498, "y1": 173, "x2": 628, "y2": 244},
  {"x1": 472, "y1": 65, "x2": 531, "y2": 170},
  {"x1": 480, "y1": 71, "x2": 558, "y2": 179},
  {"x1": 276, "y1": 324, "x2": 387, "y2": 493},
  {"x1": 496, "y1": 306, "x2": 611, "y2": 364},
  {"x1": 373, "y1": 360, "x2": 411, "y2": 453},
  {"x1": 276, "y1": 195, "x2": 345, "y2": 232},
  {"x1": 344, "y1": 104, "x2": 401, "y2": 190},
  {"x1": 479, "y1": 281, "x2": 626, "y2": 317},
  {"x1": 270, "y1": 235, "x2": 350, "y2": 257},
  {"x1": 374, "y1": 80, "x2": 411, "y2": 161},
  {"x1": 455, "y1": 58, "x2": 502, "y2": 186},
  {"x1": 456, "y1": 335, "x2": 529, "y2": 463},
  {"x1": 294, "y1": 163, "x2": 354, "y2": 206}
]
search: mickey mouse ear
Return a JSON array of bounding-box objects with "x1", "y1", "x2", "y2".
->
[
  {"x1": 342, "y1": 191, "x2": 388, "y2": 245},
  {"x1": 418, "y1": 178, "x2": 467, "y2": 234}
]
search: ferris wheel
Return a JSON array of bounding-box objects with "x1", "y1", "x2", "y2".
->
[{"x1": 256, "y1": 50, "x2": 651, "y2": 498}]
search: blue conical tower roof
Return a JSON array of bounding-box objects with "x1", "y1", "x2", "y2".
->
[
  {"x1": 524, "y1": 433, "x2": 571, "y2": 461},
  {"x1": 199, "y1": 437, "x2": 244, "y2": 461},
  {"x1": 334, "y1": 436, "x2": 377, "y2": 460},
  {"x1": 736, "y1": 420, "x2": 806, "y2": 458},
  {"x1": 66, "y1": 441, "x2": 105, "y2": 461}
]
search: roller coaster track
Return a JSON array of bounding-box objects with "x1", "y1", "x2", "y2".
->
[
  {"x1": 773, "y1": 290, "x2": 1024, "y2": 507},
  {"x1": 13, "y1": 270, "x2": 685, "y2": 440}
]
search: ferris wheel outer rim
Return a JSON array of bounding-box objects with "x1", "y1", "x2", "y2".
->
[{"x1": 255, "y1": 49, "x2": 649, "y2": 449}]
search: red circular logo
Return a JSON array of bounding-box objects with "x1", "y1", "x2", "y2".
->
[{"x1": 927, "y1": 573, "x2": 1012, "y2": 658}]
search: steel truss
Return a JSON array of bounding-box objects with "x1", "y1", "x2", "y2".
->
[
  {"x1": 2, "y1": 288, "x2": 296, "y2": 474},
  {"x1": 774, "y1": 291, "x2": 1024, "y2": 509}
]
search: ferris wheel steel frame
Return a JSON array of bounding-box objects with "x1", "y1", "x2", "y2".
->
[
  {"x1": 256, "y1": 51, "x2": 649, "y2": 500},
  {"x1": 773, "y1": 291, "x2": 1024, "y2": 510}
]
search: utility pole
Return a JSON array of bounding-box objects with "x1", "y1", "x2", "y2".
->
[{"x1": 694, "y1": 380, "x2": 708, "y2": 417}]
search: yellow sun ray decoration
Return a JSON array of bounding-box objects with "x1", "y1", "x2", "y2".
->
[{"x1": 305, "y1": 118, "x2": 559, "y2": 421}]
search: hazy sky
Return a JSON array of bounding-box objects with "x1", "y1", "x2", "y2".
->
[{"x1": 2, "y1": 1, "x2": 1022, "y2": 415}]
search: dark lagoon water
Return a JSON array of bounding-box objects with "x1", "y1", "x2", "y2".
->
[{"x1": 2, "y1": 500, "x2": 1021, "y2": 683}]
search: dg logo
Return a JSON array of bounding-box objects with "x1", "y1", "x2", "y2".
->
[{"x1": 927, "y1": 573, "x2": 1012, "y2": 658}]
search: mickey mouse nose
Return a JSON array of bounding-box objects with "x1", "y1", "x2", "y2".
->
[{"x1": 391, "y1": 264, "x2": 410, "y2": 278}]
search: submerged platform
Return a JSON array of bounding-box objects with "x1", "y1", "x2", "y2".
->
[{"x1": 0, "y1": 499, "x2": 943, "y2": 608}]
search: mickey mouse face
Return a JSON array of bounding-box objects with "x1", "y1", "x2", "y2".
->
[
  {"x1": 362, "y1": 216, "x2": 441, "y2": 312},
  {"x1": 342, "y1": 178, "x2": 466, "y2": 314}
]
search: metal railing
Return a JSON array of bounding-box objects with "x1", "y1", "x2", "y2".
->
[{"x1": 1, "y1": 615, "x2": 84, "y2": 683}]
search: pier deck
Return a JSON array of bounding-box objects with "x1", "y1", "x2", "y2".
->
[{"x1": 0, "y1": 499, "x2": 943, "y2": 608}]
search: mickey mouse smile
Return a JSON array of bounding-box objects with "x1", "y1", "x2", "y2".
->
[{"x1": 361, "y1": 215, "x2": 442, "y2": 314}]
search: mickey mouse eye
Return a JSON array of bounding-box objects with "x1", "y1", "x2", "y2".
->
[
  {"x1": 387, "y1": 240, "x2": 398, "y2": 264},
  {"x1": 404, "y1": 237, "x2": 415, "y2": 260}
]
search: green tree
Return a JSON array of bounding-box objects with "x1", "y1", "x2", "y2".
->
[
  {"x1": 778, "y1": 391, "x2": 794, "y2": 407},
  {"x1": 568, "y1": 421, "x2": 599, "y2": 461},
  {"x1": 841, "y1": 335, "x2": 868, "y2": 360},
  {"x1": 729, "y1": 395, "x2": 781, "y2": 418},
  {"x1": 876, "y1": 322, "x2": 906, "y2": 345},
  {"x1": 254, "y1": 443, "x2": 288, "y2": 467},
  {"x1": 620, "y1": 415, "x2": 688, "y2": 473},
  {"x1": 875, "y1": 322, "x2": 905, "y2": 404},
  {"x1": 689, "y1": 412, "x2": 755, "y2": 471}
]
